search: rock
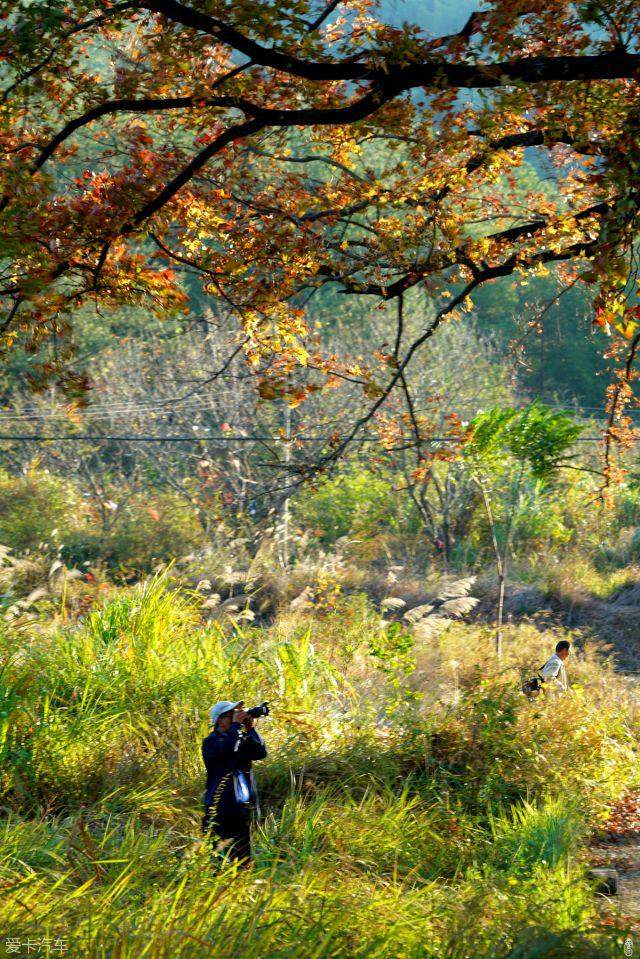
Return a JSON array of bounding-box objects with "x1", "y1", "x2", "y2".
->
[
  {"x1": 289, "y1": 587, "x2": 314, "y2": 611},
  {"x1": 588, "y1": 867, "x2": 618, "y2": 896},
  {"x1": 208, "y1": 593, "x2": 252, "y2": 620}
]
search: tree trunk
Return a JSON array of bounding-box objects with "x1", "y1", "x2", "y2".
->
[
  {"x1": 496, "y1": 569, "x2": 505, "y2": 659},
  {"x1": 473, "y1": 474, "x2": 504, "y2": 657},
  {"x1": 278, "y1": 404, "x2": 292, "y2": 569}
]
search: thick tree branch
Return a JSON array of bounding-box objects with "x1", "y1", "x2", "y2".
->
[
  {"x1": 125, "y1": 118, "x2": 265, "y2": 229},
  {"x1": 336, "y1": 194, "x2": 618, "y2": 298},
  {"x1": 33, "y1": 96, "x2": 235, "y2": 171},
  {"x1": 140, "y1": 2, "x2": 640, "y2": 86},
  {"x1": 139, "y1": 0, "x2": 373, "y2": 80}
]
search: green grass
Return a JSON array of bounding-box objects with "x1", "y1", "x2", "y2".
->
[{"x1": 0, "y1": 572, "x2": 638, "y2": 957}]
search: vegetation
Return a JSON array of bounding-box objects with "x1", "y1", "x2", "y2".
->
[
  {"x1": 2, "y1": 0, "x2": 640, "y2": 476},
  {"x1": 464, "y1": 402, "x2": 584, "y2": 653},
  {"x1": 2, "y1": 2, "x2": 640, "y2": 955},
  {"x1": 1, "y1": 571, "x2": 638, "y2": 957}
]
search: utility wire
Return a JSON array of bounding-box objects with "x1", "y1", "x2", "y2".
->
[
  {"x1": 0, "y1": 434, "x2": 610, "y2": 443},
  {"x1": 0, "y1": 434, "x2": 388, "y2": 442},
  {"x1": 0, "y1": 394, "x2": 255, "y2": 420},
  {"x1": 0, "y1": 401, "x2": 630, "y2": 423}
]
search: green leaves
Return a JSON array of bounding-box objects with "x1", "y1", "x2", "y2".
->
[
  {"x1": 466, "y1": 401, "x2": 583, "y2": 480},
  {"x1": 14, "y1": 1, "x2": 69, "y2": 55}
]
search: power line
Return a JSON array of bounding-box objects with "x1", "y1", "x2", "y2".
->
[
  {"x1": 0, "y1": 394, "x2": 255, "y2": 420},
  {"x1": 0, "y1": 434, "x2": 286, "y2": 442},
  {"x1": 1, "y1": 398, "x2": 631, "y2": 422},
  {"x1": 0, "y1": 434, "x2": 609, "y2": 443},
  {"x1": 0, "y1": 434, "x2": 366, "y2": 442}
]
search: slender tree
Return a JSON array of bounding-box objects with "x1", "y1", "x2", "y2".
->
[{"x1": 464, "y1": 402, "x2": 583, "y2": 655}]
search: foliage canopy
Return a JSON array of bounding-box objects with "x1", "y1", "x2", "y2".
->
[{"x1": 1, "y1": 1, "x2": 639, "y2": 427}]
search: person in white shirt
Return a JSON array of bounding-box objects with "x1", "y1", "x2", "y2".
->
[{"x1": 539, "y1": 640, "x2": 571, "y2": 692}]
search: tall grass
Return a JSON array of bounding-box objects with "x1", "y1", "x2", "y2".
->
[{"x1": 0, "y1": 573, "x2": 637, "y2": 957}]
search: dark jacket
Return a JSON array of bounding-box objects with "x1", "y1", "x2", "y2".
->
[{"x1": 202, "y1": 721, "x2": 267, "y2": 820}]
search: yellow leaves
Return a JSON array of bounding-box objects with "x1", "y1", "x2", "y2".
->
[
  {"x1": 65, "y1": 403, "x2": 84, "y2": 426},
  {"x1": 615, "y1": 318, "x2": 639, "y2": 342},
  {"x1": 223, "y1": 258, "x2": 247, "y2": 276},
  {"x1": 473, "y1": 237, "x2": 491, "y2": 258},
  {"x1": 612, "y1": 304, "x2": 640, "y2": 341},
  {"x1": 184, "y1": 201, "x2": 227, "y2": 232},
  {"x1": 594, "y1": 296, "x2": 630, "y2": 337},
  {"x1": 182, "y1": 237, "x2": 203, "y2": 255},
  {"x1": 363, "y1": 381, "x2": 384, "y2": 399},
  {"x1": 243, "y1": 304, "x2": 311, "y2": 368}
]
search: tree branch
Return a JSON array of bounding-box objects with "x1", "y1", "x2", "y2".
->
[{"x1": 140, "y1": 2, "x2": 640, "y2": 87}]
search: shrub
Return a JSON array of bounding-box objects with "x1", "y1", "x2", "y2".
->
[
  {"x1": 488, "y1": 798, "x2": 585, "y2": 875},
  {"x1": 0, "y1": 468, "x2": 82, "y2": 552},
  {"x1": 64, "y1": 492, "x2": 208, "y2": 572},
  {"x1": 295, "y1": 469, "x2": 416, "y2": 550}
]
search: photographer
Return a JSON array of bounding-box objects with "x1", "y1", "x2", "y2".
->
[{"x1": 201, "y1": 700, "x2": 267, "y2": 863}]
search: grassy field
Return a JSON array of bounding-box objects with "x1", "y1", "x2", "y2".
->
[{"x1": 1, "y1": 572, "x2": 639, "y2": 958}]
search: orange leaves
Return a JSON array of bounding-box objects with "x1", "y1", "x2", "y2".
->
[
  {"x1": 601, "y1": 326, "x2": 640, "y2": 498},
  {"x1": 2, "y1": 0, "x2": 640, "y2": 422},
  {"x1": 257, "y1": 374, "x2": 319, "y2": 406},
  {"x1": 373, "y1": 349, "x2": 399, "y2": 369},
  {"x1": 370, "y1": 404, "x2": 467, "y2": 474},
  {"x1": 616, "y1": 316, "x2": 640, "y2": 342},
  {"x1": 599, "y1": 789, "x2": 640, "y2": 844}
]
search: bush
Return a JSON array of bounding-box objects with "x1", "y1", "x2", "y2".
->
[
  {"x1": 488, "y1": 798, "x2": 585, "y2": 875},
  {"x1": 63, "y1": 492, "x2": 208, "y2": 572},
  {"x1": 295, "y1": 469, "x2": 416, "y2": 551},
  {"x1": 0, "y1": 468, "x2": 82, "y2": 552}
]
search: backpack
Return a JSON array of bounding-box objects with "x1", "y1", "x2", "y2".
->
[{"x1": 521, "y1": 666, "x2": 545, "y2": 699}]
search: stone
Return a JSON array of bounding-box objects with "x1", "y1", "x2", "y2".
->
[{"x1": 588, "y1": 868, "x2": 618, "y2": 896}]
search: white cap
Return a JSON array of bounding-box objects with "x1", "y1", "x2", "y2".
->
[{"x1": 209, "y1": 700, "x2": 242, "y2": 727}]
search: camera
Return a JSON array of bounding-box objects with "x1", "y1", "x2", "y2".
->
[{"x1": 247, "y1": 701, "x2": 270, "y2": 718}]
